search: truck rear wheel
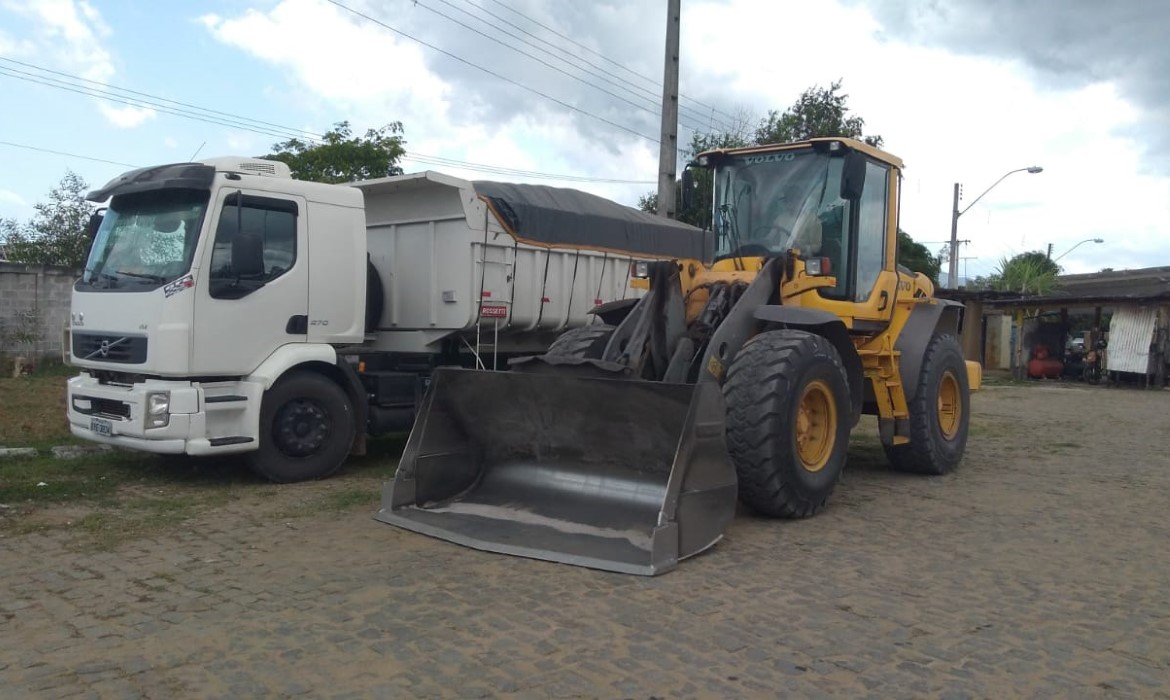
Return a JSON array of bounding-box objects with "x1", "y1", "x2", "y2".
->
[
  {"x1": 884, "y1": 333, "x2": 970, "y2": 475},
  {"x1": 249, "y1": 371, "x2": 356, "y2": 483},
  {"x1": 545, "y1": 324, "x2": 616, "y2": 359},
  {"x1": 724, "y1": 329, "x2": 851, "y2": 518}
]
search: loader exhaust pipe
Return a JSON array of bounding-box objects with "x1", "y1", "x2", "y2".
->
[{"x1": 374, "y1": 367, "x2": 737, "y2": 575}]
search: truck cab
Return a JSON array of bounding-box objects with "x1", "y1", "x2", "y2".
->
[{"x1": 67, "y1": 158, "x2": 367, "y2": 478}]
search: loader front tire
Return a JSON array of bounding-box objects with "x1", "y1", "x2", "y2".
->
[
  {"x1": 248, "y1": 371, "x2": 356, "y2": 483},
  {"x1": 545, "y1": 323, "x2": 616, "y2": 359},
  {"x1": 885, "y1": 333, "x2": 970, "y2": 475},
  {"x1": 724, "y1": 329, "x2": 851, "y2": 518}
]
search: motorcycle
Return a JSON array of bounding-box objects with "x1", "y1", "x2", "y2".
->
[{"x1": 1083, "y1": 338, "x2": 1107, "y2": 385}]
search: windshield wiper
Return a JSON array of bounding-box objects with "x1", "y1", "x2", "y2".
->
[{"x1": 114, "y1": 270, "x2": 167, "y2": 283}]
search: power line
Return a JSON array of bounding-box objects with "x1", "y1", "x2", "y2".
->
[
  {"x1": 0, "y1": 138, "x2": 651, "y2": 187},
  {"x1": 403, "y1": 152, "x2": 654, "y2": 184},
  {"x1": 0, "y1": 57, "x2": 321, "y2": 141},
  {"x1": 0, "y1": 140, "x2": 139, "y2": 168},
  {"x1": 479, "y1": 0, "x2": 739, "y2": 128},
  {"x1": 0, "y1": 65, "x2": 310, "y2": 143},
  {"x1": 322, "y1": 0, "x2": 658, "y2": 144},
  {"x1": 430, "y1": 0, "x2": 728, "y2": 134}
]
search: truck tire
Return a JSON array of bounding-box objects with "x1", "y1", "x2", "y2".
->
[
  {"x1": 723, "y1": 329, "x2": 851, "y2": 518},
  {"x1": 248, "y1": 371, "x2": 356, "y2": 483},
  {"x1": 885, "y1": 333, "x2": 970, "y2": 475},
  {"x1": 545, "y1": 324, "x2": 616, "y2": 359}
]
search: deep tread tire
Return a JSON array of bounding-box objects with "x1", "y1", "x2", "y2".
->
[
  {"x1": 545, "y1": 324, "x2": 616, "y2": 359},
  {"x1": 885, "y1": 333, "x2": 970, "y2": 475},
  {"x1": 724, "y1": 329, "x2": 852, "y2": 518},
  {"x1": 248, "y1": 371, "x2": 355, "y2": 483}
]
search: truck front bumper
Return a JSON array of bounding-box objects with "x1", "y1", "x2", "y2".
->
[{"x1": 66, "y1": 374, "x2": 260, "y2": 456}]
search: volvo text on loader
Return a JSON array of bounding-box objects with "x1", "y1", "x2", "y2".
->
[{"x1": 375, "y1": 137, "x2": 981, "y2": 575}]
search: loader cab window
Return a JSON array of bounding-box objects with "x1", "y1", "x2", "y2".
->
[
  {"x1": 209, "y1": 193, "x2": 298, "y2": 300},
  {"x1": 854, "y1": 161, "x2": 889, "y2": 302},
  {"x1": 712, "y1": 148, "x2": 851, "y2": 297}
]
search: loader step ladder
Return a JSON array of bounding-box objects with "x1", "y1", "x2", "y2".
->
[{"x1": 861, "y1": 347, "x2": 912, "y2": 446}]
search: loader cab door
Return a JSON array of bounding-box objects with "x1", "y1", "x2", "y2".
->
[{"x1": 810, "y1": 155, "x2": 900, "y2": 328}]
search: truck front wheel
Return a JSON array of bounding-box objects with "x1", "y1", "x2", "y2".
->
[{"x1": 248, "y1": 371, "x2": 355, "y2": 483}]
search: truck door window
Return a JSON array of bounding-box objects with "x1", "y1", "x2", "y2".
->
[
  {"x1": 209, "y1": 193, "x2": 298, "y2": 299},
  {"x1": 854, "y1": 161, "x2": 889, "y2": 302}
]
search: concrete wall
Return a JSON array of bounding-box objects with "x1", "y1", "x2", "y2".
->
[{"x1": 0, "y1": 262, "x2": 77, "y2": 359}]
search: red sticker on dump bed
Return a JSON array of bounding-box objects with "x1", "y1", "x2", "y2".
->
[{"x1": 479, "y1": 305, "x2": 507, "y2": 318}]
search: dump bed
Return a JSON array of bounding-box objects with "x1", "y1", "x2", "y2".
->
[{"x1": 354, "y1": 171, "x2": 711, "y2": 355}]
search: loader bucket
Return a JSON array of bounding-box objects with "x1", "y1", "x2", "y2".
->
[{"x1": 374, "y1": 367, "x2": 737, "y2": 576}]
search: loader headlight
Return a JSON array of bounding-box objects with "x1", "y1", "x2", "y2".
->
[
  {"x1": 805, "y1": 257, "x2": 832, "y2": 276},
  {"x1": 631, "y1": 261, "x2": 650, "y2": 279},
  {"x1": 146, "y1": 391, "x2": 170, "y2": 428}
]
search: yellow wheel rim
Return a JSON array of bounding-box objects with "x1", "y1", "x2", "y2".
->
[
  {"x1": 938, "y1": 371, "x2": 961, "y2": 440},
  {"x1": 795, "y1": 380, "x2": 837, "y2": 472}
]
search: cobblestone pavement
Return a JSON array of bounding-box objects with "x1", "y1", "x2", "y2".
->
[{"x1": 3, "y1": 383, "x2": 1170, "y2": 699}]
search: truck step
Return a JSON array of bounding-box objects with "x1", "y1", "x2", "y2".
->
[{"x1": 208, "y1": 436, "x2": 254, "y2": 447}]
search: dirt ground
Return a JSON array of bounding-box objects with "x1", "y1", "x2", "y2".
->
[{"x1": 2, "y1": 381, "x2": 1169, "y2": 699}]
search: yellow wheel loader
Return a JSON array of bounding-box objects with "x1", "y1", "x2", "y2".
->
[{"x1": 374, "y1": 137, "x2": 981, "y2": 575}]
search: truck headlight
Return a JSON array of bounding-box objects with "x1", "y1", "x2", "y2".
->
[{"x1": 146, "y1": 391, "x2": 170, "y2": 428}]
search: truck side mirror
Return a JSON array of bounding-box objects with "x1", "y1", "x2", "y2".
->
[
  {"x1": 86, "y1": 209, "x2": 104, "y2": 239},
  {"x1": 681, "y1": 167, "x2": 694, "y2": 212},
  {"x1": 84, "y1": 208, "x2": 105, "y2": 260},
  {"x1": 840, "y1": 151, "x2": 866, "y2": 200}
]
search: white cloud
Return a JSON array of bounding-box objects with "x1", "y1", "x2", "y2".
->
[
  {"x1": 163, "y1": 137, "x2": 179, "y2": 149},
  {"x1": 196, "y1": 0, "x2": 1166, "y2": 274},
  {"x1": 0, "y1": 189, "x2": 29, "y2": 208},
  {"x1": 4, "y1": 0, "x2": 155, "y2": 128},
  {"x1": 683, "y1": 0, "x2": 1169, "y2": 275},
  {"x1": 197, "y1": 0, "x2": 656, "y2": 202}
]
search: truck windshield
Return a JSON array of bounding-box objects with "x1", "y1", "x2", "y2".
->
[
  {"x1": 80, "y1": 189, "x2": 210, "y2": 291},
  {"x1": 712, "y1": 148, "x2": 847, "y2": 261}
]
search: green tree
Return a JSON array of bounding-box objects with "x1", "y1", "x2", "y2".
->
[
  {"x1": 896, "y1": 229, "x2": 942, "y2": 284},
  {"x1": 754, "y1": 79, "x2": 883, "y2": 147},
  {"x1": 988, "y1": 251, "x2": 1062, "y2": 295},
  {"x1": 0, "y1": 170, "x2": 96, "y2": 269},
  {"x1": 639, "y1": 125, "x2": 752, "y2": 228},
  {"x1": 263, "y1": 120, "x2": 407, "y2": 184}
]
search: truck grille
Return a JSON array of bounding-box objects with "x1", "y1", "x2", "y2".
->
[
  {"x1": 72, "y1": 333, "x2": 148, "y2": 364},
  {"x1": 72, "y1": 395, "x2": 132, "y2": 419}
]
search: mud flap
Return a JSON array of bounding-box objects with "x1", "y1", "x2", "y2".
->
[{"x1": 374, "y1": 367, "x2": 737, "y2": 576}]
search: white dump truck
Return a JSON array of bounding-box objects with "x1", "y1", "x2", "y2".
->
[{"x1": 64, "y1": 157, "x2": 710, "y2": 482}]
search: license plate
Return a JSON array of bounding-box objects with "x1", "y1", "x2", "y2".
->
[{"x1": 90, "y1": 417, "x2": 113, "y2": 437}]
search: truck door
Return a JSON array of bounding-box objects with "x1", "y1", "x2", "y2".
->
[{"x1": 192, "y1": 188, "x2": 309, "y2": 376}]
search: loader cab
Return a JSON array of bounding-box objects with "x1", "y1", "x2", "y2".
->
[{"x1": 696, "y1": 138, "x2": 902, "y2": 323}]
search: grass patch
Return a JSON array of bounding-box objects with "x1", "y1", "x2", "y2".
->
[
  {"x1": 0, "y1": 372, "x2": 76, "y2": 446},
  {"x1": 0, "y1": 451, "x2": 158, "y2": 504}
]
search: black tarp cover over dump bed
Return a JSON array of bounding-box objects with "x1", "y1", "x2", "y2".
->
[{"x1": 472, "y1": 181, "x2": 713, "y2": 262}]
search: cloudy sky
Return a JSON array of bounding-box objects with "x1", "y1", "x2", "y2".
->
[{"x1": 1, "y1": 0, "x2": 1166, "y2": 279}]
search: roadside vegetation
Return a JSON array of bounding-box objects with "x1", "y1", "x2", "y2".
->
[{"x1": 0, "y1": 368, "x2": 405, "y2": 548}]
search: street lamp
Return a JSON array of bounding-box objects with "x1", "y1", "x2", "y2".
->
[
  {"x1": 1052, "y1": 237, "x2": 1104, "y2": 262},
  {"x1": 948, "y1": 165, "x2": 1044, "y2": 288}
]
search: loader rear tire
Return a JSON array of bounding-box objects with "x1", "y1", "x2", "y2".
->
[
  {"x1": 724, "y1": 329, "x2": 851, "y2": 518},
  {"x1": 545, "y1": 323, "x2": 616, "y2": 359},
  {"x1": 248, "y1": 371, "x2": 356, "y2": 483},
  {"x1": 884, "y1": 333, "x2": 970, "y2": 475}
]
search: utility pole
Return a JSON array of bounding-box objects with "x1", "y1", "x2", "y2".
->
[
  {"x1": 656, "y1": 0, "x2": 681, "y2": 219},
  {"x1": 948, "y1": 182, "x2": 961, "y2": 287}
]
